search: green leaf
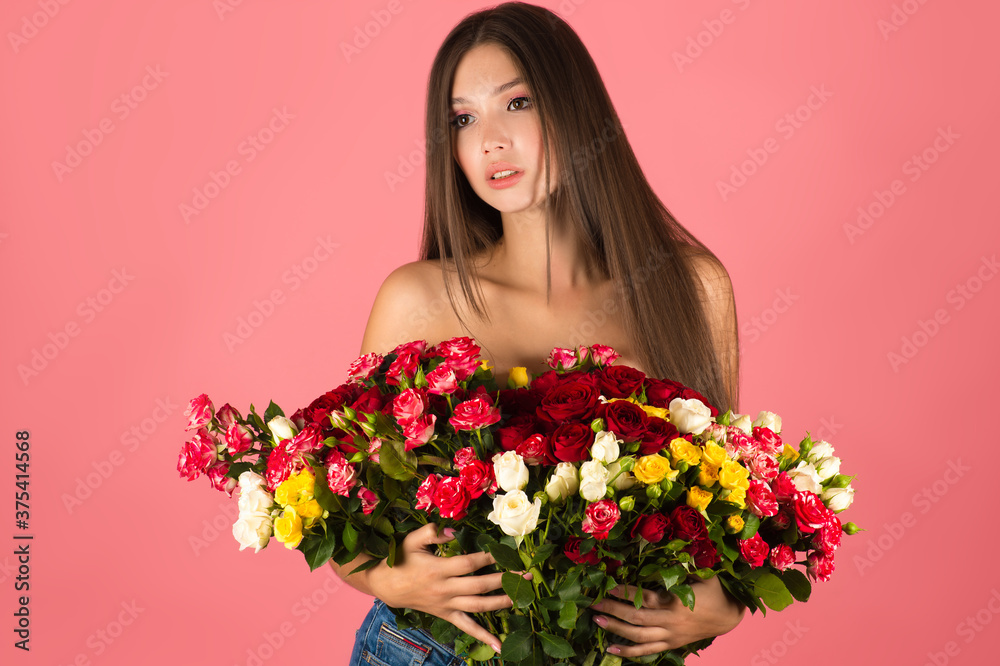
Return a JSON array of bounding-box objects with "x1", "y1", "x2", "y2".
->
[
  {"x1": 386, "y1": 535, "x2": 399, "y2": 568},
  {"x1": 489, "y1": 542, "x2": 525, "y2": 571},
  {"x1": 379, "y1": 438, "x2": 418, "y2": 481},
  {"x1": 753, "y1": 572, "x2": 794, "y2": 611},
  {"x1": 538, "y1": 632, "x2": 575, "y2": 659},
  {"x1": 301, "y1": 526, "x2": 336, "y2": 572},
  {"x1": 779, "y1": 568, "x2": 812, "y2": 602},
  {"x1": 671, "y1": 583, "x2": 695, "y2": 611},
  {"x1": 634, "y1": 581, "x2": 644, "y2": 609},
  {"x1": 501, "y1": 629, "x2": 534, "y2": 662},
  {"x1": 263, "y1": 400, "x2": 285, "y2": 423},
  {"x1": 557, "y1": 601, "x2": 578, "y2": 630},
  {"x1": 468, "y1": 642, "x2": 497, "y2": 661},
  {"x1": 502, "y1": 571, "x2": 535, "y2": 608},
  {"x1": 342, "y1": 523, "x2": 359, "y2": 553},
  {"x1": 738, "y1": 513, "x2": 761, "y2": 540},
  {"x1": 530, "y1": 543, "x2": 558, "y2": 566},
  {"x1": 346, "y1": 557, "x2": 380, "y2": 576},
  {"x1": 659, "y1": 564, "x2": 685, "y2": 591}
]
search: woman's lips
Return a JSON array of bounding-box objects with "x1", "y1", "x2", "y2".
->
[{"x1": 486, "y1": 170, "x2": 524, "y2": 190}]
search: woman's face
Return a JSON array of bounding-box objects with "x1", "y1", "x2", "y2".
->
[{"x1": 449, "y1": 43, "x2": 556, "y2": 215}]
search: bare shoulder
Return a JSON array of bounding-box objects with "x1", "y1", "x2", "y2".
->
[
  {"x1": 680, "y1": 245, "x2": 734, "y2": 303},
  {"x1": 359, "y1": 260, "x2": 453, "y2": 355}
]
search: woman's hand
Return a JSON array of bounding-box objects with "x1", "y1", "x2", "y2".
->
[
  {"x1": 365, "y1": 523, "x2": 526, "y2": 653},
  {"x1": 589, "y1": 575, "x2": 745, "y2": 658}
]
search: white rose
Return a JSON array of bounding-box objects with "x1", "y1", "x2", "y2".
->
[
  {"x1": 238, "y1": 486, "x2": 274, "y2": 514},
  {"x1": 822, "y1": 485, "x2": 855, "y2": 512},
  {"x1": 808, "y1": 441, "x2": 835, "y2": 461},
  {"x1": 591, "y1": 431, "x2": 621, "y2": 464},
  {"x1": 730, "y1": 413, "x2": 753, "y2": 435},
  {"x1": 233, "y1": 510, "x2": 272, "y2": 552},
  {"x1": 238, "y1": 470, "x2": 267, "y2": 490},
  {"x1": 268, "y1": 416, "x2": 298, "y2": 444},
  {"x1": 814, "y1": 456, "x2": 841, "y2": 482},
  {"x1": 492, "y1": 451, "x2": 529, "y2": 492},
  {"x1": 668, "y1": 398, "x2": 713, "y2": 436},
  {"x1": 788, "y1": 461, "x2": 822, "y2": 494},
  {"x1": 579, "y1": 461, "x2": 609, "y2": 501},
  {"x1": 607, "y1": 460, "x2": 636, "y2": 490},
  {"x1": 545, "y1": 462, "x2": 579, "y2": 502},
  {"x1": 752, "y1": 410, "x2": 782, "y2": 434},
  {"x1": 487, "y1": 490, "x2": 542, "y2": 537}
]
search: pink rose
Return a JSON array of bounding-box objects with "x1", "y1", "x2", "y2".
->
[
  {"x1": 415, "y1": 474, "x2": 439, "y2": 511},
  {"x1": 515, "y1": 434, "x2": 551, "y2": 465},
  {"x1": 793, "y1": 491, "x2": 829, "y2": 534},
  {"x1": 348, "y1": 352, "x2": 384, "y2": 382},
  {"x1": 392, "y1": 340, "x2": 428, "y2": 356},
  {"x1": 207, "y1": 464, "x2": 238, "y2": 497},
  {"x1": 425, "y1": 364, "x2": 459, "y2": 395},
  {"x1": 807, "y1": 551, "x2": 836, "y2": 583},
  {"x1": 265, "y1": 442, "x2": 305, "y2": 491},
  {"x1": 771, "y1": 472, "x2": 797, "y2": 503},
  {"x1": 739, "y1": 533, "x2": 770, "y2": 568},
  {"x1": 286, "y1": 424, "x2": 324, "y2": 456},
  {"x1": 177, "y1": 428, "x2": 220, "y2": 480},
  {"x1": 588, "y1": 344, "x2": 621, "y2": 366},
  {"x1": 433, "y1": 336, "x2": 480, "y2": 360},
  {"x1": 814, "y1": 513, "x2": 842, "y2": 554},
  {"x1": 725, "y1": 427, "x2": 754, "y2": 458},
  {"x1": 752, "y1": 426, "x2": 782, "y2": 455},
  {"x1": 225, "y1": 423, "x2": 255, "y2": 455},
  {"x1": 367, "y1": 437, "x2": 382, "y2": 463},
  {"x1": 746, "y1": 480, "x2": 779, "y2": 518},
  {"x1": 771, "y1": 510, "x2": 793, "y2": 530},
  {"x1": 432, "y1": 476, "x2": 472, "y2": 520},
  {"x1": 358, "y1": 486, "x2": 379, "y2": 515},
  {"x1": 582, "y1": 499, "x2": 621, "y2": 540},
  {"x1": 449, "y1": 395, "x2": 501, "y2": 431},
  {"x1": 459, "y1": 460, "x2": 494, "y2": 499},
  {"x1": 547, "y1": 347, "x2": 581, "y2": 371},
  {"x1": 769, "y1": 543, "x2": 795, "y2": 570},
  {"x1": 403, "y1": 414, "x2": 437, "y2": 450},
  {"x1": 386, "y1": 349, "x2": 420, "y2": 386},
  {"x1": 325, "y1": 450, "x2": 357, "y2": 497},
  {"x1": 216, "y1": 403, "x2": 242, "y2": 429},
  {"x1": 453, "y1": 447, "x2": 478, "y2": 470},
  {"x1": 392, "y1": 388, "x2": 428, "y2": 425},
  {"x1": 745, "y1": 450, "x2": 779, "y2": 481},
  {"x1": 184, "y1": 394, "x2": 215, "y2": 431}
]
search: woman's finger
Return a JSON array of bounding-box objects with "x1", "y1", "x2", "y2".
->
[
  {"x1": 446, "y1": 611, "x2": 503, "y2": 655},
  {"x1": 592, "y1": 611, "x2": 667, "y2": 646}
]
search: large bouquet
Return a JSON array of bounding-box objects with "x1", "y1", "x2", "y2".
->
[{"x1": 178, "y1": 338, "x2": 858, "y2": 665}]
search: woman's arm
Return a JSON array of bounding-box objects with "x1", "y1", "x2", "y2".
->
[
  {"x1": 592, "y1": 252, "x2": 746, "y2": 657},
  {"x1": 327, "y1": 263, "x2": 514, "y2": 653}
]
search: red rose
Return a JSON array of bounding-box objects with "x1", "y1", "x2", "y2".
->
[
  {"x1": 325, "y1": 449, "x2": 358, "y2": 497},
  {"x1": 496, "y1": 413, "x2": 538, "y2": 451},
  {"x1": 597, "y1": 366, "x2": 646, "y2": 399},
  {"x1": 814, "y1": 513, "x2": 842, "y2": 554},
  {"x1": 498, "y1": 387, "x2": 543, "y2": 414},
  {"x1": 351, "y1": 386, "x2": 389, "y2": 416},
  {"x1": 206, "y1": 464, "x2": 237, "y2": 496},
  {"x1": 402, "y1": 414, "x2": 437, "y2": 450},
  {"x1": 304, "y1": 385, "x2": 358, "y2": 429},
  {"x1": 670, "y1": 505, "x2": 708, "y2": 541},
  {"x1": 771, "y1": 510, "x2": 793, "y2": 530},
  {"x1": 216, "y1": 403, "x2": 242, "y2": 429},
  {"x1": 515, "y1": 434, "x2": 552, "y2": 465},
  {"x1": 449, "y1": 395, "x2": 501, "y2": 431},
  {"x1": 225, "y1": 423, "x2": 254, "y2": 455},
  {"x1": 563, "y1": 537, "x2": 601, "y2": 565},
  {"x1": 630, "y1": 513, "x2": 670, "y2": 543},
  {"x1": 582, "y1": 499, "x2": 621, "y2": 540},
  {"x1": 643, "y1": 379, "x2": 686, "y2": 408},
  {"x1": 459, "y1": 460, "x2": 494, "y2": 499},
  {"x1": 286, "y1": 423, "x2": 324, "y2": 455},
  {"x1": 752, "y1": 426, "x2": 782, "y2": 454},
  {"x1": 746, "y1": 480, "x2": 779, "y2": 518},
  {"x1": 415, "y1": 474, "x2": 439, "y2": 511},
  {"x1": 769, "y1": 543, "x2": 795, "y2": 570},
  {"x1": 550, "y1": 423, "x2": 594, "y2": 462},
  {"x1": 347, "y1": 352, "x2": 384, "y2": 382},
  {"x1": 425, "y1": 364, "x2": 459, "y2": 395},
  {"x1": 264, "y1": 442, "x2": 302, "y2": 491},
  {"x1": 432, "y1": 476, "x2": 472, "y2": 520},
  {"x1": 603, "y1": 399, "x2": 649, "y2": 440},
  {"x1": 638, "y1": 417, "x2": 679, "y2": 455},
  {"x1": 771, "y1": 472, "x2": 797, "y2": 504},
  {"x1": 392, "y1": 339, "x2": 429, "y2": 356},
  {"x1": 739, "y1": 533, "x2": 770, "y2": 568},
  {"x1": 793, "y1": 491, "x2": 829, "y2": 534},
  {"x1": 432, "y1": 336, "x2": 481, "y2": 360},
  {"x1": 689, "y1": 536, "x2": 721, "y2": 568},
  {"x1": 807, "y1": 551, "x2": 836, "y2": 582},
  {"x1": 529, "y1": 370, "x2": 563, "y2": 393},
  {"x1": 386, "y1": 349, "x2": 421, "y2": 385},
  {"x1": 453, "y1": 447, "x2": 478, "y2": 470},
  {"x1": 358, "y1": 486, "x2": 379, "y2": 515},
  {"x1": 184, "y1": 394, "x2": 215, "y2": 431},
  {"x1": 392, "y1": 388, "x2": 428, "y2": 425},
  {"x1": 536, "y1": 381, "x2": 599, "y2": 423}
]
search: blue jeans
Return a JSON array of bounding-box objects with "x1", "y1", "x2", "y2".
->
[{"x1": 349, "y1": 599, "x2": 467, "y2": 666}]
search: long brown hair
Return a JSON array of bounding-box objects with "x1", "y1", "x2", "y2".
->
[{"x1": 419, "y1": 1, "x2": 740, "y2": 413}]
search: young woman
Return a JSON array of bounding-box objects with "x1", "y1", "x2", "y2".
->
[{"x1": 339, "y1": 3, "x2": 744, "y2": 664}]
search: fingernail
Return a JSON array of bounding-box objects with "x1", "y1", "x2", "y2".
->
[
  {"x1": 593, "y1": 615, "x2": 608, "y2": 627},
  {"x1": 607, "y1": 645, "x2": 621, "y2": 655},
  {"x1": 491, "y1": 643, "x2": 502, "y2": 653},
  {"x1": 443, "y1": 528, "x2": 456, "y2": 538}
]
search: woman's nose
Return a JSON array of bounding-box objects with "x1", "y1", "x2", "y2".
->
[{"x1": 480, "y1": 119, "x2": 510, "y2": 153}]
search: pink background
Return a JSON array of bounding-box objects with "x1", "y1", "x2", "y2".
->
[{"x1": 2, "y1": 0, "x2": 999, "y2": 664}]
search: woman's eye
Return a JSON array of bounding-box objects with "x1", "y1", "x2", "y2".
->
[
  {"x1": 450, "y1": 114, "x2": 472, "y2": 128},
  {"x1": 508, "y1": 96, "x2": 532, "y2": 111}
]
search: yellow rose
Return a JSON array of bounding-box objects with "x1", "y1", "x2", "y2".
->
[
  {"x1": 273, "y1": 507, "x2": 303, "y2": 549},
  {"x1": 781, "y1": 444, "x2": 800, "y2": 462},
  {"x1": 698, "y1": 463, "x2": 719, "y2": 487},
  {"x1": 275, "y1": 467, "x2": 317, "y2": 507},
  {"x1": 641, "y1": 405, "x2": 669, "y2": 420},
  {"x1": 295, "y1": 498, "x2": 324, "y2": 519},
  {"x1": 686, "y1": 487, "x2": 713, "y2": 512},
  {"x1": 702, "y1": 441, "x2": 727, "y2": 468},
  {"x1": 633, "y1": 454, "x2": 678, "y2": 485},
  {"x1": 725, "y1": 486, "x2": 746, "y2": 508},
  {"x1": 480, "y1": 359, "x2": 493, "y2": 371},
  {"x1": 508, "y1": 366, "x2": 529, "y2": 388},
  {"x1": 718, "y1": 460, "x2": 750, "y2": 490},
  {"x1": 726, "y1": 515, "x2": 745, "y2": 532},
  {"x1": 669, "y1": 438, "x2": 702, "y2": 467}
]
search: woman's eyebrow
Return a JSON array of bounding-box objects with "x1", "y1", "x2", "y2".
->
[{"x1": 450, "y1": 78, "x2": 524, "y2": 106}]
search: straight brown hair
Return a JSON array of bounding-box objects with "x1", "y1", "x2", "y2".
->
[{"x1": 419, "y1": 1, "x2": 740, "y2": 413}]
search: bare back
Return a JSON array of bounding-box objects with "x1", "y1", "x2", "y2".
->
[{"x1": 359, "y1": 258, "x2": 647, "y2": 378}]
